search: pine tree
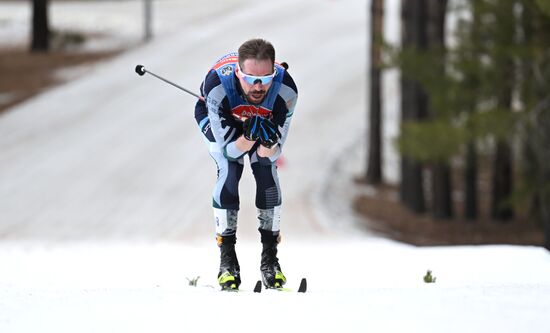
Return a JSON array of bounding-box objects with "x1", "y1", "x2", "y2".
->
[
  {"x1": 518, "y1": 0, "x2": 550, "y2": 250},
  {"x1": 31, "y1": 0, "x2": 50, "y2": 52},
  {"x1": 366, "y1": 0, "x2": 384, "y2": 185},
  {"x1": 426, "y1": 0, "x2": 452, "y2": 219},
  {"x1": 461, "y1": 1, "x2": 483, "y2": 221},
  {"x1": 400, "y1": 0, "x2": 427, "y2": 214},
  {"x1": 489, "y1": 0, "x2": 516, "y2": 222}
]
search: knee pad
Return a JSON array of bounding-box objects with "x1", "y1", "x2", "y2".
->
[{"x1": 251, "y1": 163, "x2": 281, "y2": 209}]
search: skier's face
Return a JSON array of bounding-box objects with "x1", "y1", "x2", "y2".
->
[{"x1": 237, "y1": 58, "x2": 275, "y2": 104}]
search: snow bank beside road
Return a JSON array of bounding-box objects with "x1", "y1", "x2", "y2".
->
[{"x1": 1, "y1": 240, "x2": 549, "y2": 333}]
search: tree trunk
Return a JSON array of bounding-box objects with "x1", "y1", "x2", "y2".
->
[
  {"x1": 532, "y1": 105, "x2": 550, "y2": 251},
  {"x1": 366, "y1": 0, "x2": 384, "y2": 185},
  {"x1": 540, "y1": 155, "x2": 550, "y2": 251},
  {"x1": 400, "y1": 156, "x2": 426, "y2": 213},
  {"x1": 143, "y1": 0, "x2": 153, "y2": 42},
  {"x1": 491, "y1": 140, "x2": 514, "y2": 221},
  {"x1": 464, "y1": 142, "x2": 478, "y2": 220},
  {"x1": 532, "y1": 93, "x2": 550, "y2": 252},
  {"x1": 528, "y1": 0, "x2": 550, "y2": 250},
  {"x1": 399, "y1": 80, "x2": 427, "y2": 213},
  {"x1": 432, "y1": 162, "x2": 453, "y2": 218},
  {"x1": 400, "y1": 0, "x2": 427, "y2": 213},
  {"x1": 544, "y1": 203, "x2": 550, "y2": 251},
  {"x1": 491, "y1": 71, "x2": 514, "y2": 222},
  {"x1": 462, "y1": 1, "x2": 483, "y2": 222},
  {"x1": 426, "y1": 0, "x2": 452, "y2": 219},
  {"x1": 426, "y1": 0, "x2": 447, "y2": 45},
  {"x1": 31, "y1": 0, "x2": 49, "y2": 52},
  {"x1": 489, "y1": 0, "x2": 517, "y2": 222}
]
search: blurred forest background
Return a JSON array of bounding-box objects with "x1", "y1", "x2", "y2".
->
[
  {"x1": 358, "y1": 0, "x2": 550, "y2": 250},
  {"x1": 2, "y1": 0, "x2": 550, "y2": 250}
]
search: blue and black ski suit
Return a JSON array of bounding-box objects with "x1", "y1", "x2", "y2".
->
[{"x1": 194, "y1": 52, "x2": 298, "y2": 238}]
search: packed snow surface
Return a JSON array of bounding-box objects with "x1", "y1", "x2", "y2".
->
[{"x1": 0, "y1": 1, "x2": 549, "y2": 332}]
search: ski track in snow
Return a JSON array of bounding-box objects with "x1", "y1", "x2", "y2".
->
[{"x1": 0, "y1": 1, "x2": 549, "y2": 332}]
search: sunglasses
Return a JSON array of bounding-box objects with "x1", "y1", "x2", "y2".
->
[{"x1": 237, "y1": 63, "x2": 277, "y2": 85}]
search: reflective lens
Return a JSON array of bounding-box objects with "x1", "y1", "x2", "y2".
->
[{"x1": 238, "y1": 63, "x2": 277, "y2": 85}]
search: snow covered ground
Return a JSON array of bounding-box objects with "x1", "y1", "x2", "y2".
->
[{"x1": 1, "y1": 1, "x2": 549, "y2": 332}]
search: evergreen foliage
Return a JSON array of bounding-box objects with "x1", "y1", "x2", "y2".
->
[{"x1": 387, "y1": 0, "x2": 550, "y2": 236}]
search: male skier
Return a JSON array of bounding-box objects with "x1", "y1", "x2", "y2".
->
[{"x1": 194, "y1": 38, "x2": 298, "y2": 290}]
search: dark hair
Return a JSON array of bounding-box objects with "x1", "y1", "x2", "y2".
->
[{"x1": 238, "y1": 38, "x2": 275, "y2": 71}]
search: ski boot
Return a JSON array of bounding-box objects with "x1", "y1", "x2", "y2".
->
[
  {"x1": 217, "y1": 234, "x2": 241, "y2": 291},
  {"x1": 259, "y1": 229, "x2": 286, "y2": 289}
]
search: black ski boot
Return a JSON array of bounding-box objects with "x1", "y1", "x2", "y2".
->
[
  {"x1": 217, "y1": 234, "x2": 241, "y2": 291},
  {"x1": 259, "y1": 229, "x2": 286, "y2": 289}
]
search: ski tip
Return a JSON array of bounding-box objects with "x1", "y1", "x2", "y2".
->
[
  {"x1": 253, "y1": 280, "x2": 262, "y2": 293},
  {"x1": 298, "y1": 278, "x2": 307, "y2": 293}
]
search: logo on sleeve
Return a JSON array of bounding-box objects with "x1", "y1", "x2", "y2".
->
[{"x1": 220, "y1": 65, "x2": 233, "y2": 76}]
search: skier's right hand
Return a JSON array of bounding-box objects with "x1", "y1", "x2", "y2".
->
[{"x1": 243, "y1": 116, "x2": 262, "y2": 141}]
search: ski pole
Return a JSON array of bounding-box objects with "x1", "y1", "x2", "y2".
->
[{"x1": 135, "y1": 65, "x2": 205, "y2": 102}]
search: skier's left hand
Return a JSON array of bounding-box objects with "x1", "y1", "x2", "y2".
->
[{"x1": 259, "y1": 118, "x2": 281, "y2": 148}]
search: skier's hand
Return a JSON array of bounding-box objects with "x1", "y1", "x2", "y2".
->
[
  {"x1": 258, "y1": 118, "x2": 281, "y2": 148},
  {"x1": 243, "y1": 116, "x2": 262, "y2": 141}
]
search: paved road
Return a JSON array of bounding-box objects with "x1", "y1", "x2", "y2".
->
[{"x1": 0, "y1": 0, "x2": 367, "y2": 242}]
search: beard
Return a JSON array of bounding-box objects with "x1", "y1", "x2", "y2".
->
[{"x1": 246, "y1": 89, "x2": 267, "y2": 104}]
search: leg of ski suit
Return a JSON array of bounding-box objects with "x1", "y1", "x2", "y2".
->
[
  {"x1": 206, "y1": 135, "x2": 283, "y2": 237},
  {"x1": 196, "y1": 116, "x2": 284, "y2": 289}
]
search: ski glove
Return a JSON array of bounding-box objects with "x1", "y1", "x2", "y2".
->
[
  {"x1": 258, "y1": 118, "x2": 281, "y2": 149},
  {"x1": 243, "y1": 116, "x2": 263, "y2": 141}
]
